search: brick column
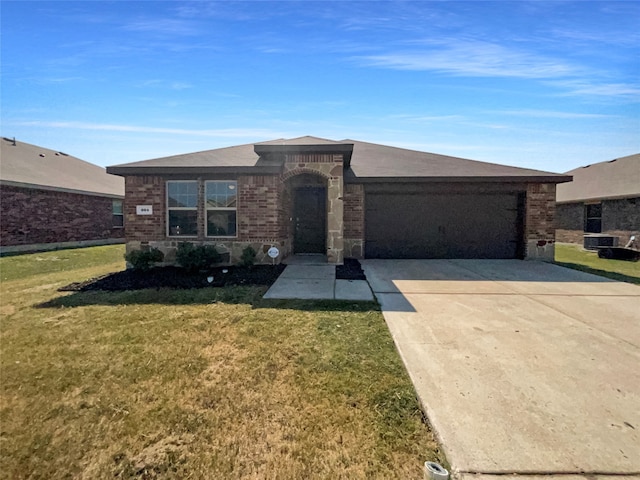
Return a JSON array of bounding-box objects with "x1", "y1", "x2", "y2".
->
[
  {"x1": 343, "y1": 183, "x2": 365, "y2": 258},
  {"x1": 525, "y1": 183, "x2": 557, "y2": 261}
]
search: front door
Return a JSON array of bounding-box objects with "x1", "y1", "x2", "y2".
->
[{"x1": 293, "y1": 187, "x2": 326, "y2": 254}]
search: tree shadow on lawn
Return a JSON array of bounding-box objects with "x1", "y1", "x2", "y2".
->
[{"x1": 35, "y1": 287, "x2": 379, "y2": 312}]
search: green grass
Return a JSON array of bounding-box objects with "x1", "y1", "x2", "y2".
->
[
  {"x1": 0, "y1": 245, "x2": 445, "y2": 479},
  {"x1": 0, "y1": 244, "x2": 126, "y2": 282},
  {"x1": 555, "y1": 243, "x2": 640, "y2": 285}
]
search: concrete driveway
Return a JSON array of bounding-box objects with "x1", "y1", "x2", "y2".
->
[{"x1": 361, "y1": 259, "x2": 640, "y2": 477}]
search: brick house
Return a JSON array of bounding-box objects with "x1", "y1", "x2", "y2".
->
[
  {"x1": 556, "y1": 153, "x2": 640, "y2": 245},
  {"x1": 1, "y1": 137, "x2": 125, "y2": 254},
  {"x1": 107, "y1": 136, "x2": 571, "y2": 265}
]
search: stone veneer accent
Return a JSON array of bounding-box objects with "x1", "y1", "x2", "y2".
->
[
  {"x1": 1, "y1": 184, "x2": 124, "y2": 248},
  {"x1": 281, "y1": 153, "x2": 344, "y2": 264},
  {"x1": 525, "y1": 183, "x2": 557, "y2": 260}
]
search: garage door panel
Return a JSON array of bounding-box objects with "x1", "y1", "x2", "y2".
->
[{"x1": 365, "y1": 192, "x2": 522, "y2": 259}]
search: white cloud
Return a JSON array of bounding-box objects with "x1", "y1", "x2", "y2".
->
[
  {"x1": 547, "y1": 81, "x2": 640, "y2": 98},
  {"x1": 494, "y1": 109, "x2": 617, "y2": 119},
  {"x1": 122, "y1": 18, "x2": 200, "y2": 36},
  {"x1": 14, "y1": 121, "x2": 284, "y2": 139},
  {"x1": 355, "y1": 39, "x2": 579, "y2": 79}
]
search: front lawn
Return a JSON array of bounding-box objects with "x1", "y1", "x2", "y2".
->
[
  {"x1": 555, "y1": 243, "x2": 640, "y2": 285},
  {"x1": 0, "y1": 245, "x2": 444, "y2": 479}
]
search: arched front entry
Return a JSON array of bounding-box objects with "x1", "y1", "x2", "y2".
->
[{"x1": 286, "y1": 173, "x2": 327, "y2": 255}]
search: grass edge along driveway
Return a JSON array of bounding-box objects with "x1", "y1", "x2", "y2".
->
[
  {"x1": 0, "y1": 245, "x2": 445, "y2": 479},
  {"x1": 555, "y1": 243, "x2": 640, "y2": 285}
]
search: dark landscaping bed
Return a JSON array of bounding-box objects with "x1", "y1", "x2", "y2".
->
[
  {"x1": 60, "y1": 258, "x2": 367, "y2": 292},
  {"x1": 336, "y1": 258, "x2": 367, "y2": 280},
  {"x1": 60, "y1": 264, "x2": 287, "y2": 291}
]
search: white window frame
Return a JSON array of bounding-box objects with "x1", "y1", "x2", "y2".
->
[
  {"x1": 205, "y1": 180, "x2": 238, "y2": 238},
  {"x1": 584, "y1": 202, "x2": 602, "y2": 233},
  {"x1": 112, "y1": 199, "x2": 124, "y2": 228},
  {"x1": 167, "y1": 180, "x2": 199, "y2": 238}
]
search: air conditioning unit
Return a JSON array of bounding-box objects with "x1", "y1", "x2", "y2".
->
[{"x1": 584, "y1": 234, "x2": 619, "y2": 250}]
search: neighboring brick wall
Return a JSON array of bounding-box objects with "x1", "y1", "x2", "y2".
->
[
  {"x1": 603, "y1": 198, "x2": 639, "y2": 237},
  {"x1": 344, "y1": 183, "x2": 364, "y2": 258},
  {"x1": 525, "y1": 183, "x2": 557, "y2": 260},
  {"x1": 0, "y1": 184, "x2": 123, "y2": 247},
  {"x1": 556, "y1": 203, "x2": 584, "y2": 243},
  {"x1": 556, "y1": 197, "x2": 640, "y2": 244},
  {"x1": 124, "y1": 176, "x2": 165, "y2": 241}
]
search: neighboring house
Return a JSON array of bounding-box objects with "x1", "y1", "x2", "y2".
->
[
  {"x1": 0, "y1": 137, "x2": 125, "y2": 254},
  {"x1": 556, "y1": 153, "x2": 640, "y2": 245},
  {"x1": 106, "y1": 136, "x2": 571, "y2": 265}
]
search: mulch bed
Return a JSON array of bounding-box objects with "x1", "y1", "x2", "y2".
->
[
  {"x1": 60, "y1": 259, "x2": 367, "y2": 292},
  {"x1": 336, "y1": 258, "x2": 367, "y2": 281},
  {"x1": 60, "y1": 265, "x2": 287, "y2": 292}
]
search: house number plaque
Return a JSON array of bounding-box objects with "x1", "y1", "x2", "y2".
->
[{"x1": 136, "y1": 205, "x2": 153, "y2": 215}]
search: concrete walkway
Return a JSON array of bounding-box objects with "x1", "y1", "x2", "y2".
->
[
  {"x1": 263, "y1": 264, "x2": 374, "y2": 301},
  {"x1": 362, "y1": 259, "x2": 640, "y2": 478}
]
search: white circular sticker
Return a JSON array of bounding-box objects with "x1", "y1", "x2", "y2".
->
[{"x1": 267, "y1": 247, "x2": 280, "y2": 259}]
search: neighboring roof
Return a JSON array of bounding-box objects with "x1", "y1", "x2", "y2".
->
[
  {"x1": 107, "y1": 135, "x2": 571, "y2": 183},
  {"x1": 556, "y1": 153, "x2": 640, "y2": 203},
  {"x1": 1, "y1": 137, "x2": 124, "y2": 197}
]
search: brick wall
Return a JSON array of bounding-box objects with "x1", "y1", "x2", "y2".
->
[
  {"x1": 237, "y1": 175, "x2": 281, "y2": 240},
  {"x1": 0, "y1": 184, "x2": 123, "y2": 247},
  {"x1": 343, "y1": 183, "x2": 364, "y2": 258},
  {"x1": 603, "y1": 198, "x2": 639, "y2": 237},
  {"x1": 525, "y1": 183, "x2": 556, "y2": 260},
  {"x1": 556, "y1": 202, "x2": 584, "y2": 243},
  {"x1": 123, "y1": 174, "x2": 291, "y2": 264},
  {"x1": 556, "y1": 197, "x2": 640, "y2": 244},
  {"x1": 124, "y1": 176, "x2": 165, "y2": 241}
]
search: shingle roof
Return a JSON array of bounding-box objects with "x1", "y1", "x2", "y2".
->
[
  {"x1": 556, "y1": 153, "x2": 640, "y2": 203},
  {"x1": 1, "y1": 137, "x2": 124, "y2": 197},
  {"x1": 344, "y1": 139, "x2": 568, "y2": 181},
  {"x1": 107, "y1": 135, "x2": 571, "y2": 183}
]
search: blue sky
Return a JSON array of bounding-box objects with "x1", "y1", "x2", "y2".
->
[{"x1": 1, "y1": 1, "x2": 639, "y2": 172}]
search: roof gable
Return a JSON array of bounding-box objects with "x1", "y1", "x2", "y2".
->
[
  {"x1": 1, "y1": 137, "x2": 124, "y2": 197},
  {"x1": 556, "y1": 153, "x2": 640, "y2": 203}
]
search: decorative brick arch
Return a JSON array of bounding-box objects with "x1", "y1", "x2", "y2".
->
[{"x1": 280, "y1": 167, "x2": 330, "y2": 183}]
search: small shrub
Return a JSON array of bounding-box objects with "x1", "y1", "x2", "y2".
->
[
  {"x1": 176, "y1": 242, "x2": 222, "y2": 271},
  {"x1": 125, "y1": 248, "x2": 164, "y2": 271},
  {"x1": 239, "y1": 246, "x2": 257, "y2": 267}
]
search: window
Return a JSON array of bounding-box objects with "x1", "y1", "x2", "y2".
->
[
  {"x1": 167, "y1": 181, "x2": 198, "y2": 236},
  {"x1": 112, "y1": 200, "x2": 124, "y2": 228},
  {"x1": 584, "y1": 203, "x2": 602, "y2": 233},
  {"x1": 206, "y1": 181, "x2": 237, "y2": 237}
]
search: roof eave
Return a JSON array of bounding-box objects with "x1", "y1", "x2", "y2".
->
[
  {"x1": 106, "y1": 166, "x2": 282, "y2": 176},
  {"x1": 346, "y1": 175, "x2": 574, "y2": 184},
  {"x1": 557, "y1": 193, "x2": 640, "y2": 204},
  {"x1": 0, "y1": 179, "x2": 124, "y2": 198}
]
